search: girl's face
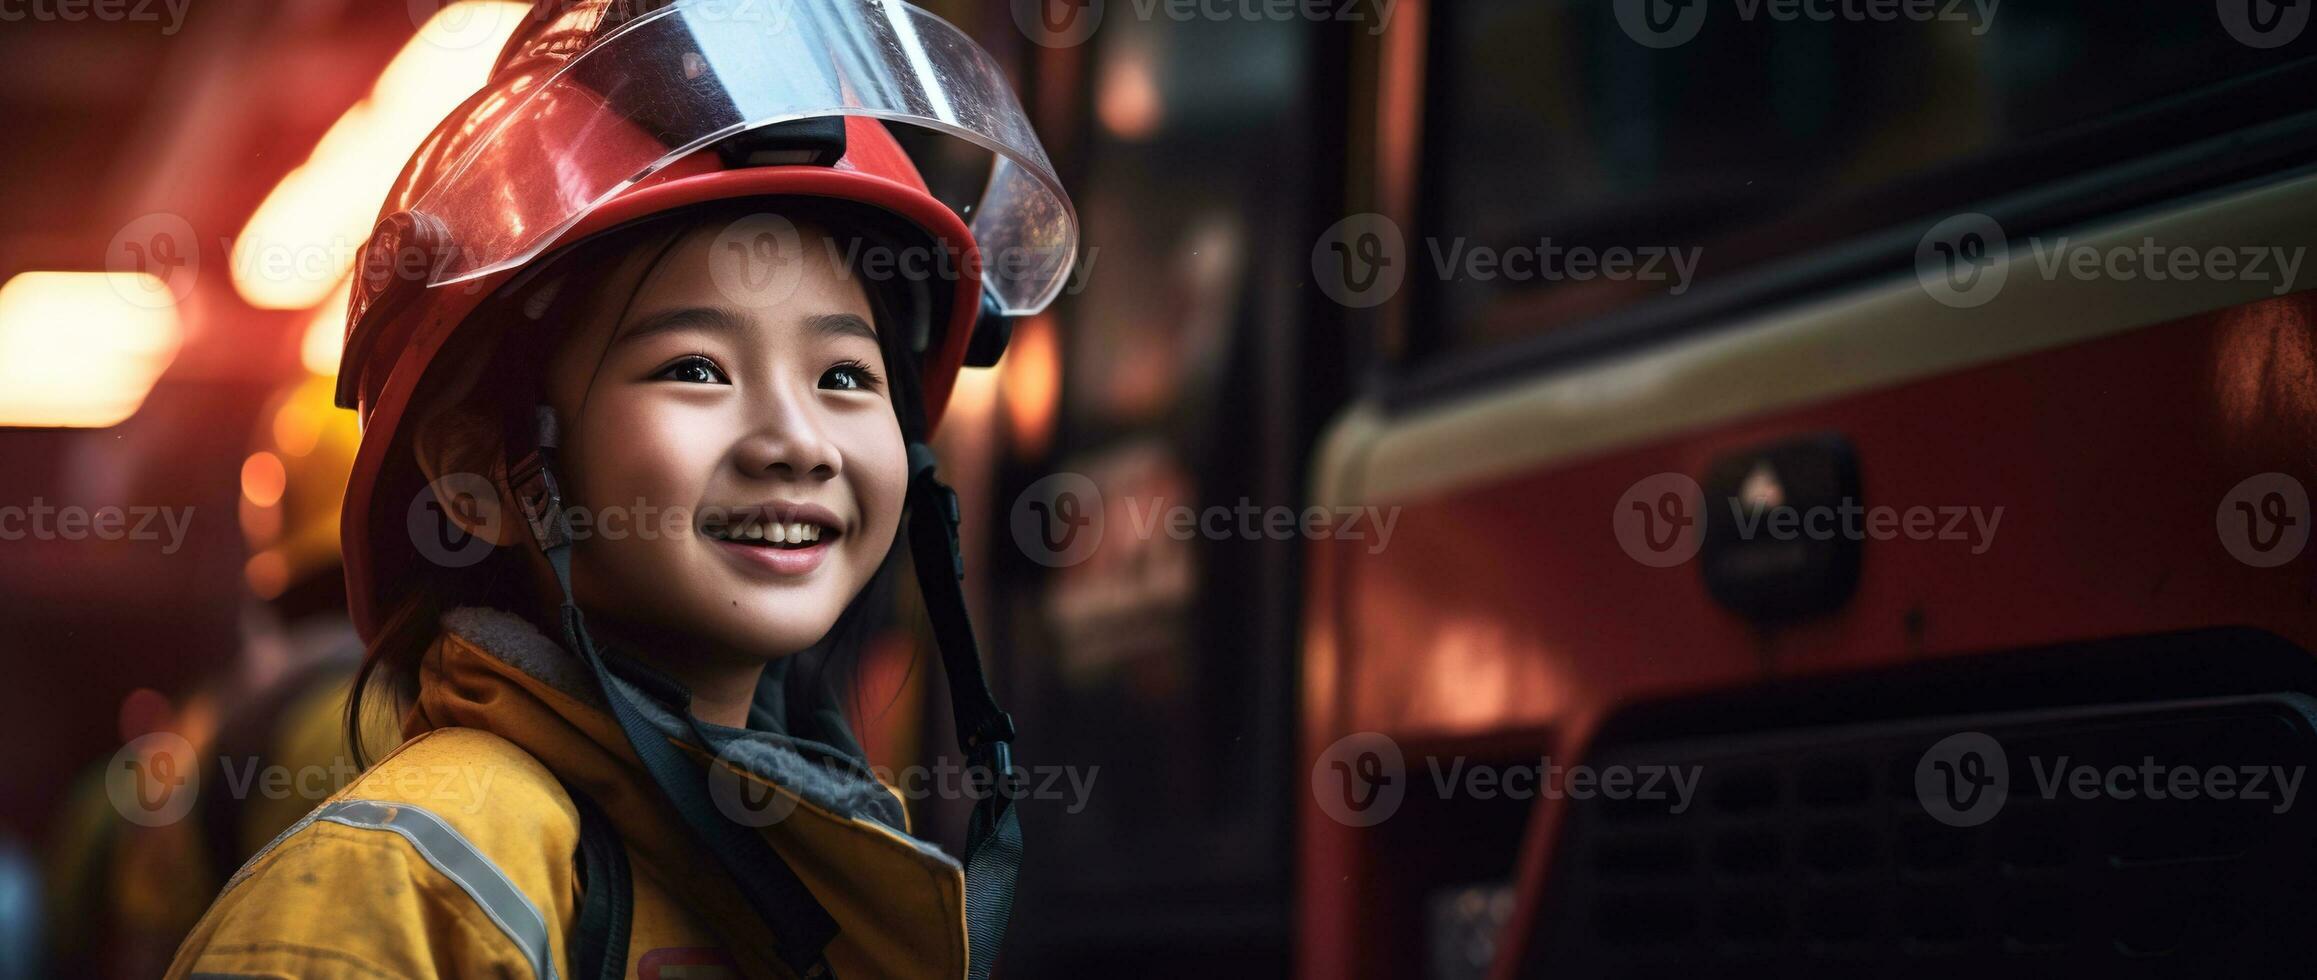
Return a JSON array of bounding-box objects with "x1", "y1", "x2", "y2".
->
[{"x1": 545, "y1": 218, "x2": 907, "y2": 664}]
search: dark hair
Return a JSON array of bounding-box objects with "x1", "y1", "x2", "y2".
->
[{"x1": 343, "y1": 198, "x2": 944, "y2": 767}]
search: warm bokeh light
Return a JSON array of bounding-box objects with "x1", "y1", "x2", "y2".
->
[
  {"x1": 230, "y1": 2, "x2": 527, "y2": 309},
  {"x1": 1096, "y1": 41, "x2": 1163, "y2": 141},
  {"x1": 0, "y1": 272, "x2": 184, "y2": 428},
  {"x1": 1001, "y1": 314, "x2": 1062, "y2": 458},
  {"x1": 301, "y1": 278, "x2": 353, "y2": 376},
  {"x1": 241, "y1": 450, "x2": 287, "y2": 509}
]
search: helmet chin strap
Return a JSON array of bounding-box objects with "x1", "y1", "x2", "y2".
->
[
  {"x1": 902, "y1": 440, "x2": 1023, "y2": 980},
  {"x1": 506, "y1": 404, "x2": 1023, "y2": 980}
]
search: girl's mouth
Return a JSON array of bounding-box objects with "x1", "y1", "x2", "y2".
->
[
  {"x1": 706, "y1": 520, "x2": 835, "y2": 549},
  {"x1": 704, "y1": 518, "x2": 842, "y2": 576}
]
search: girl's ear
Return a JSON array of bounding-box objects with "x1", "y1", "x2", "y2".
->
[{"x1": 410, "y1": 406, "x2": 527, "y2": 548}]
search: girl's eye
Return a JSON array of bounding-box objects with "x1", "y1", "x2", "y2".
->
[
  {"x1": 822, "y1": 359, "x2": 884, "y2": 392},
  {"x1": 655, "y1": 356, "x2": 729, "y2": 385}
]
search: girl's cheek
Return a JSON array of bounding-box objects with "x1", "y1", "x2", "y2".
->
[
  {"x1": 584, "y1": 395, "x2": 717, "y2": 510},
  {"x1": 847, "y1": 416, "x2": 909, "y2": 537}
]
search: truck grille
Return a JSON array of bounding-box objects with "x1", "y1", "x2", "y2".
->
[{"x1": 1536, "y1": 695, "x2": 2317, "y2": 976}]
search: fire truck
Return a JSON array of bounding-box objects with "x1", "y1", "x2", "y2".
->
[{"x1": 1296, "y1": 1, "x2": 2317, "y2": 976}]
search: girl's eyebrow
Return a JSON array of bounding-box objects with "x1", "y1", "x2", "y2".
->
[
  {"x1": 612, "y1": 308, "x2": 878, "y2": 345},
  {"x1": 614, "y1": 306, "x2": 748, "y2": 345},
  {"x1": 808, "y1": 312, "x2": 879, "y2": 344}
]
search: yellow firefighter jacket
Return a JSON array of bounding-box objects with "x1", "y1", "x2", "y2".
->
[{"x1": 164, "y1": 607, "x2": 969, "y2": 979}]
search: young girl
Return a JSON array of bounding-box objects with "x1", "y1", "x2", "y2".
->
[{"x1": 166, "y1": 1, "x2": 1075, "y2": 976}]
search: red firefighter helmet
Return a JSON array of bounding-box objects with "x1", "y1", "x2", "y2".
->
[{"x1": 336, "y1": 0, "x2": 1077, "y2": 638}]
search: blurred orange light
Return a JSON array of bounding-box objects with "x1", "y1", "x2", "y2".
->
[
  {"x1": 231, "y1": 2, "x2": 528, "y2": 309},
  {"x1": 0, "y1": 272, "x2": 183, "y2": 428},
  {"x1": 1001, "y1": 314, "x2": 1062, "y2": 458},
  {"x1": 1096, "y1": 42, "x2": 1163, "y2": 141},
  {"x1": 242, "y1": 450, "x2": 288, "y2": 508}
]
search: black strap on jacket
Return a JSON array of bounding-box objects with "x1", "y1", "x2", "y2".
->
[
  {"x1": 904, "y1": 441, "x2": 1023, "y2": 980},
  {"x1": 564, "y1": 778, "x2": 633, "y2": 980}
]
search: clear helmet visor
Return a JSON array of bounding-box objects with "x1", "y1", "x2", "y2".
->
[{"x1": 411, "y1": 0, "x2": 1077, "y2": 315}]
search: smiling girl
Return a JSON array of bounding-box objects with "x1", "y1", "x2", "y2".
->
[{"x1": 165, "y1": 1, "x2": 1075, "y2": 977}]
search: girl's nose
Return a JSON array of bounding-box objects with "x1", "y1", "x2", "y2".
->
[{"x1": 733, "y1": 386, "x2": 840, "y2": 481}]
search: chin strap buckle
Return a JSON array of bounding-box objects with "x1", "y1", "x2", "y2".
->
[
  {"x1": 508, "y1": 407, "x2": 573, "y2": 552},
  {"x1": 973, "y1": 736, "x2": 1022, "y2": 803}
]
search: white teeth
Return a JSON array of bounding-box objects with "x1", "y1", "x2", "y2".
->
[{"x1": 716, "y1": 519, "x2": 827, "y2": 544}]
